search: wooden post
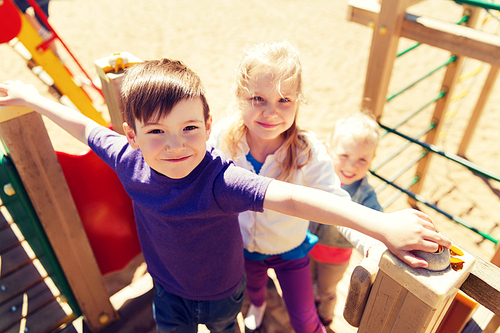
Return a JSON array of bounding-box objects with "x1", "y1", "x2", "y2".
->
[
  {"x1": 406, "y1": 56, "x2": 463, "y2": 205},
  {"x1": 482, "y1": 245, "x2": 500, "y2": 333},
  {"x1": 94, "y1": 52, "x2": 143, "y2": 135},
  {"x1": 361, "y1": 0, "x2": 411, "y2": 119},
  {"x1": 457, "y1": 65, "x2": 499, "y2": 157},
  {"x1": 357, "y1": 249, "x2": 475, "y2": 333},
  {"x1": 407, "y1": 5, "x2": 481, "y2": 205},
  {"x1": 0, "y1": 106, "x2": 118, "y2": 332}
]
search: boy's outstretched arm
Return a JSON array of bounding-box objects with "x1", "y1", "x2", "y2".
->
[
  {"x1": 0, "y1": 80, "x2": 101, "y2": 145},
  {"x1": 263, "y1": 180, "x2": 452, "y2": 268}
]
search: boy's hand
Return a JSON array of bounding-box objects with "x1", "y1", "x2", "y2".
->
[
  {"x1": 0, "y1": 80, "x2": 40, "y2": 107},
  {"x1": 380, "y1": 209, "x2": 451, "y2": 269}
]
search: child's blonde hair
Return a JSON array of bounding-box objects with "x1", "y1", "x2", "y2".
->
[
  {"x1": 222, "y1": 40, "x2": 312, "y2": 182},
  {"x1": 330, "y1": 111, "x2": 380, "y2": 152}
]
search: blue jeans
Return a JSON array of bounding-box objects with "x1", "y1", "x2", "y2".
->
[{"x1": 153, "y1": 276, "x2": 245, "y2": 333}]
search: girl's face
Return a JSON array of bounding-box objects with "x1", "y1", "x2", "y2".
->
[
  {"x1": 241, "y1": 73, "x2": 298, "y2": 147},
  {"x1": 331, "y1": 133, "x2": 376, "y2": 185}
]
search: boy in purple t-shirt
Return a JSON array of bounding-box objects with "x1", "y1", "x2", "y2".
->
[{"x1": 0, "y1": 59, "x2": 450, "y2": 333}]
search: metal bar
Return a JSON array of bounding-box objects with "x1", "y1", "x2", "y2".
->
[
  {"x1": 391, "y1": 92, "x2": 445, "y2": 131},
  {"x1": 381, "y1": 92, "x2": 444, "y2": 139},
  {"x1": 372, "y1": 123, "x2": 435, "y2": 172},
  {"x1": 397, "y1": 42, "x2": 420, "y2": 57},
  {"x1": 381, "y1": 176, "x2": 419, "y2": 209},
  {"x1": 453, "y1": 0, "x2": 500, "y2": 11},
  {"x1": 386, "y1": 56, "x2": 456, "y2": 101},
  {"x1": 370, "y1": 171, "x2": 499, "y2": 244},
  {"x1": 375, "y1": 151, "x2": 426, "y2": 194},
  {"x1": 394, "y1": 15, "x2": 469, "y2": 58},
  {"x1": 378, "y1": 123, "x2": 500, "y2": 182}
]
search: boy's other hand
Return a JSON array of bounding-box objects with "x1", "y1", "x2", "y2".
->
[{"x1": 380, "y1": 209, "x2": 452, "y2": 269}]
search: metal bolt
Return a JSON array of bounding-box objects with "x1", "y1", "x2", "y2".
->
[
  {"x1": 1, "y1": 285, "x2": 6, "y2": 291},
  {"x1": 99, "y1": 314, "x2": 109, "y2": 324},
  {"x1": 11, "y1": 305, "x2": 17, "y2": 312},
  {"x1": 4, "y1": 183, "x2": 15, "y2": 196},
  {"x1": 378, "y1": 26, "x2": 388, "y2": 35}
]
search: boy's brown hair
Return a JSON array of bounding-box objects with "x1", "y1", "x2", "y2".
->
[{"x1": 121, "y1": 58, "x2": 210, "y2": 132}]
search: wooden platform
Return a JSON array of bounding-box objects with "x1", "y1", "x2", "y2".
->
[
  {"x1": 52, "y1": 253, "x2": 365, "y2": 333},
  {"x1": 1, "y1": 199, "x2": 496, "y2": 333},
  {"x1": 0, "y1": 202, "x2": 77, "y2": 333}
]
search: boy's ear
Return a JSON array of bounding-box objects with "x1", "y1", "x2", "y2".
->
[
  {"x1": 205, "y1": 115, "x2": 213, "y2": 140},
  {"x1": 123, "y1": 122, "x2": 140, "y2": 149}
]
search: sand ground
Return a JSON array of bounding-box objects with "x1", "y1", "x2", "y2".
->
[{"x1": 1, "y1": 0, "x2": 500, "y2": 331}]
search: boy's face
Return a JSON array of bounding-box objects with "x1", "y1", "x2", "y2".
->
[
  {"x1": 331, "y1": 134, "x2": 376, "y2": 185},
  {"x1": 123, "y1": 98, "x2": 212, "y2": 179}
]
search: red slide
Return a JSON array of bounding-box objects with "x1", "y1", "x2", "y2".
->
[{"x1": 57, "y1": 150, "x2": 141, "y2": 275}]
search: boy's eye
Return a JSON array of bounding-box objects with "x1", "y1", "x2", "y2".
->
[
  {"x1": 251, "y1": 96, "x2": 264, "y2": 102},
  {"x1": 279, "y1": 97, "x2": 290, "y2": 103},
  {"x1": 148, "y1": 129, "x2": 164, "y2": 134},
  {"x1": 184, "y1": 125, "x2": 198, "y2": 131}
]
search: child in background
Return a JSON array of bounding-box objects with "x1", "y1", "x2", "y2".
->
[
  {"x1": 1, "y1": 59, "x2": 449, "y2": 333},
  {"x1": 209, "y1": 41, "x2": 386, "y2": 332},
  {"x1": 309, "y1": 112, "x2": 383, "y2": 326}
]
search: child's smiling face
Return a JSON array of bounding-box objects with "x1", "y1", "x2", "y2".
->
[
  {"x1": 331, "y1": 133, "x2": 376, "y2": 185},
  {"x1": 124, "y1": 97, "x2": 212, "y2": 179},
  {"x1": 241, "y1": 73, "x2": 298, "y2": 147}
]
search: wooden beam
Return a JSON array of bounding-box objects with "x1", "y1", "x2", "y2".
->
[
  {"x1": 347, "y1": 2, "x2": 500, "y2": 67},
  {"x1": 408, "y1": 57, "x2": 464, "y2": 202},
  {"x1": 407, "y1": 6, "x2": 481, "y2": 203},
  {"x1": 361, "y1": 0, "x2": 412, "y2": 118},
  {"x1": 94, "y1": 53, "x2": 143, "y2": 135},
  {"x1": 402, "y1": 14, "x2": 500, "y2": 67},
  {"x1": 0, "y1": 110, "x2": 118, "y2": 331},
  {"x1": 346, "y1": 0, "x2": 379, "y2": 28},
  {"x1": 460, "y1": 252, "x2": 500, "y2": 317},
  {"x1": 0, "y1": 106, "x2": 33, "y2": 123},
  {"x1": 346, "y1": 0, "x2": 423, "y2": 25},
  {"x1": 457, "y1": 65, "x2": 499, "y2": 157}
]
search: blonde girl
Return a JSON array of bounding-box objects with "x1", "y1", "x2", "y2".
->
[{"x1": 208, "y1": 40, "x2": 347, "y2": 333}]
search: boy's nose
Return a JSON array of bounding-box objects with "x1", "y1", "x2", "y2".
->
[
  {"x1": 166, "y1": 138, "x2": 185, "y2": 152},
  {"x1": 345, "y1": 159, "x2": 357, "y2": 170}
]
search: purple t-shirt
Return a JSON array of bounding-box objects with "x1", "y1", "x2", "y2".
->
[{"x1": 88, "y1": 127, "x2": 272, "y2": 300}]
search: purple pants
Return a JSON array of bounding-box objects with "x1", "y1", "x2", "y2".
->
[{"x1": 244, "y1": 256, "x2": 326, "y2": 333}]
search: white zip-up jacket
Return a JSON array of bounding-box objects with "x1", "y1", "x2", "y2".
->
[{"x1": 208, "y1": 117, "x2": 353, "y2": 255}]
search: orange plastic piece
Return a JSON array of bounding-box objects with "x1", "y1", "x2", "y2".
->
[
  {"x1": 435, "y1": 291, "x2": 478, "y2": 333},
  {"x1": 57, "y1": 149, "x2": 141, "y2": 275}
]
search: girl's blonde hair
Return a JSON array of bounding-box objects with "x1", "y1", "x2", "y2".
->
[{"x1": 222, "y1": 40, "x2": 312, "y2": 182}]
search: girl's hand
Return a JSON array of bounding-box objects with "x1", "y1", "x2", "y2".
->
[
  {"x1": 379, "y1": 209, "x2": 452, "y2": 268},
  {"x1": 0, "y1": 80, "x2": 40, "y2": 107}
]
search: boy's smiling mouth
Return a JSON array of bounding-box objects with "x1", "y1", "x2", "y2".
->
[
  {"x1": 164, "y1": 155, "x2": 191, "y2": 162},
  {"x1": 341, "y1": 171, "x2": 355, "y2": 179}
]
